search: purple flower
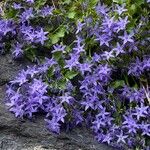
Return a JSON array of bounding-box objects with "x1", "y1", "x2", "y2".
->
[
  {"x1": 40, "y1": 6, "x2": 54, "y2": 17},
  {"x1": 6, "y1": 92, "x2": 22, "y2": 108},
  {"x1": 20, "y1": 8, "x2": 34, "y2": 22},
  {"x1": 65, "y1": 54, "x2": 80, "y2": 70},
  {"x1": 96, "y1": 64, "x2": 111, "y2": 76},
  {"x1": 95, "y1": 3, "x2": 109, "y2": 15},
  {"x1": 25, "y1": 0, "x2": 34, "y2": 3},
  {"x1": 72, "y1": 110, "x2": 83, "y2": 125},
  {"x1": 102, "y1": 50, "x2": 114, "y2": 60},
  {"x1": 128, "y1": 58, "x2": 144, "y2": 77},
  {"x1": 112, "y1": 42, "x2": 125, "y2": 56},
  {"x1": 76, "y1": 21, "x2": 85, "y2": 34},
  {"x1": 73, "y1": 44, "x2": 85, "y2": 54},
  {"x1": 92, "y1": 117, "x2": 106, "y2": 131},
  {"x1": 12, "y1": 42, "x2": 24, "y2": 58},
  {"x1": 25, "y1": 31, "x2": 36, "y2": 43},
  {"x1": 6, "y1": 85, "x2": 15, "y2": 97},
  {"x1": 102, "y1": 134, "x2": 113, "y2": 144},
  {"x1": 25, "y1": 65, "x2": 39, "y2": 78},
  {"x1": 0, "y1": 20, "x2": 15, "y2": 36},
  {"x1": 96, "y1": 108, "x2": 110, "y2": 119},
  {"x1": 51, "y1": 105, "x2": 67, "y2": 123},
  {"x1": 117, "y1": 16, "x2": 129, "y2": 32},
  {"x1": 140, "y1": 122, "x2": 150, "y2": 136},
  {"x1": 13, "y1": 3, "x2": 23, "y2": 9},
  {"x1": 119, "y1": 31, "x2": 134, "y2": 45},
  {"x1": 45, "y1": 118, "x2": 60, "y2": 133},
  {"x1": 123, "y1": 115, "x2": 139, "y2": 134},
  {"x1": 3, "y1": 2, "x2": 150, "y2": 149},
  {"x1": 9, "y1": 104, "x2": 24, "y2": 118},
  {"x1": 130, "y1": 89, "x2": 145, "y2": 103},
  {"x1": 78, "y1": 63, "x2": 92, "y2": 75},
  {"x1": 24, "y1": 103, "x2": 38, "y2": 118},
  {"x1": 20, "y1": 25, "x2": 36, "y2": 42},
  {"x1": 95, "y1": 34, "x2": 111, "y2": 47},
  {"x1": 102, "y1": 16, "x2": 116, "y2": 29},
  {"x1": 29, "y1": 79, "x2": 48, "y2": 95},
  {"x1": 116, "y1": 131, "x2": 128, "y2": 144},
  {"x1": 115, "y1": 4, "x2": 127, "y2": 15},
  {"x1": 81, "y1": 99, "x2": 95, "y2": 111},
  {"x1": 51, "y1": 44, "x2": 66, "y2": 53},
  {"x1": 20, "y1": 24, "x2": 33, "y2": 35},
  {"x1": 59, "y1": 93, "x2": 73, "y2": 104},
  {"x1": 35, "y1": 28, "x2": 48, "y2": 45},
  {"x1": 39, "y1": 57, "x2": 57, "y2": 73},
  {"x1": 10, "y1": 69, "x2": 28, "y2": 85},
  {"x1": 143, "y1": 56, "x2": 150, "y2": 70},
  {"x1": 133, "y1": 103, "x2": 148, "y2": 120},
  {"x1": 73, "y1": 36, "x2": 85, "y2": 54},
  {"x1": 92, "y1": 53, "x2": 101, "y2": 62}
]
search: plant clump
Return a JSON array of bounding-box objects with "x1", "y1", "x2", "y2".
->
[{"x1": 0, "y1": 0, "x2": 150, "y2": 149}]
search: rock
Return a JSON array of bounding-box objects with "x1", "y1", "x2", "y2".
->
[
  {"x1": 0, "y1": 54, "x2": 25, "y2": 85},
  {"x1": 0, "y1": 54, "x2": 116, "y2": 150}
]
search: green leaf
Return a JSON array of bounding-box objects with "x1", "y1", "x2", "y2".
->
[
  {"x1": 65, "y1": 70, "x2": 78, "y2": 80},
  {"x1": 135, "y1": 0, "x2": 144, "y2": 5},
  {"x1": 68, "y1": 11, "x2": 76, "y2": 19},
  {"x1": 51, "y1": 35, "x2": 59, "y2": 44},
  {"x1": 52, "y1": 52, "x2": 62, "y2": 61},
  {"x1": 113, "y1": 0, "x2": 126, "y2": 4},
  {"x1": 57, "y1": 79, "x2": 67, "y2": 90},
  {"x1": 57, "y1": 27, "x2": 66, "y2": 38},
  {"x1": 111, "y1": 80, "x2": 125, "y2": 89},
  {"x1": 89, "y1": 0, "x2": 99, "y2": 7},
  {"x1": 4, "y1": 9, "x2": 17, "y2": 19},
  {"x1": 50, "y1": 27, "x2": 66, "y2": 44},
  {"x1": 61, "y1": 0, "x2": 72, "y2": 4},
  {"x1": 47, "y1": 67, "x2": 54, "y2": 77},
  {"x1": 129, "y1": 4, "x2": 137, "y2": 15},
  {"x1": 58, "y1": 58, "x2": 65, "y2": 67},
  {"x1": 35, "y1": 0, "x2": 47, "y2": 9}
]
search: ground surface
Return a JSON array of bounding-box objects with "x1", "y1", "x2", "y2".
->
[{"x1": 0, "y1": 54, "x2": 116, "y2": 150}]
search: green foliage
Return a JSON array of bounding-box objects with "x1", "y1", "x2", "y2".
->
[
  {"x1": 111, "y1": 80, "x2": 125, "y2": 89},
  {"x1": 64, "y1": 70, "x2": 78, "y2": 80},
  {"x1": 35, "y1": 0, "x2": 47, "y2": 9},
  {"x1": 50, "y1": 26, "x2": 67, "y2": 44}
]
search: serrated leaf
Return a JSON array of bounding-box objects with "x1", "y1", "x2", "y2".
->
[
  {"x1": 57, "y1": 27, "x2": 66, "y2": 38},
  {"x1": 65, "y1": 70, "x2": 78, "y2": 80},
  {"x1": 51, "y1": 27, "x2": 66, "y2": 44}
]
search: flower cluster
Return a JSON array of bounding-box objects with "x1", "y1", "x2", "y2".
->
[
  {"x1": 128, "y1": 56, "x2": 150, "y2": 77},
  {"x1": 6, "y1": 58, "x2": 78, "y2": 133},
  {"x1": 1, "y1": 0, "x2": 150, "y2": 150}
]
